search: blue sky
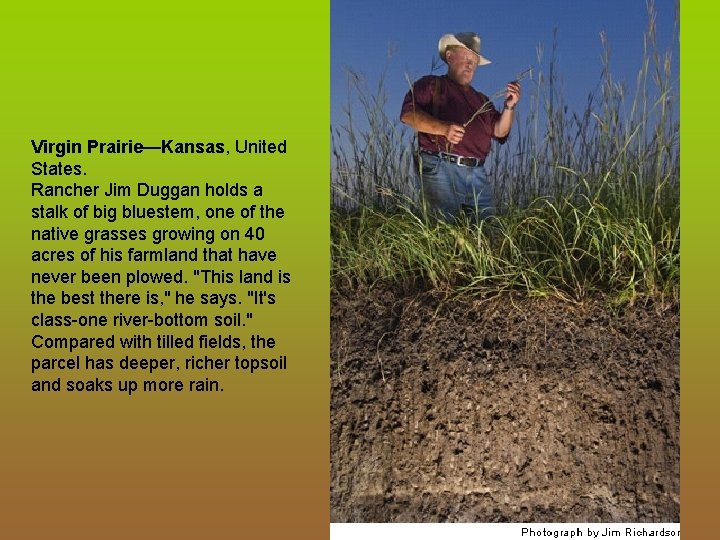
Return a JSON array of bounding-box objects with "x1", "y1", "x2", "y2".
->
[{"x1": 331, "y1": 0, "x2": 679, "y2": 126}]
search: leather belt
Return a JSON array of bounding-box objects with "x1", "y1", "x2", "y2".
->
[{"x1": 421, "y1": 150, "x2": 484, "y2": 167}]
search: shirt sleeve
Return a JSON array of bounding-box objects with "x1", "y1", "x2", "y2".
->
[
  {"x1": 486, "y1": 101, "x2": 509, "y2": 145},
  {"x1": 400, "y1": 76, "x2": 434, "y2": 120}
]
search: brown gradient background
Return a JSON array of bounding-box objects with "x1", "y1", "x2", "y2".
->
[
  {"x1": 681, "y1": 0, "x2": 719, "y2": 537},
  {"x1": 1, "y1": 1, "x2": 716, "y2": 539},
  {"x1": 1, "y1": 2, "x2": 329, "y2": 539}
]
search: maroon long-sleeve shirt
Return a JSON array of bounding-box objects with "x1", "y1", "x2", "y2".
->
[{"x1": 401, "y1": 74, "x2": 508, "y2": 160}]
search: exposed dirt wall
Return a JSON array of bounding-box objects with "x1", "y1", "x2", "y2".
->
[{"x1": 331, "y1": 288, "x2": 679, "y2": 522}]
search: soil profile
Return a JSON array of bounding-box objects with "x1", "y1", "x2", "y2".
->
[{"x1": 331, "y1": 287, "x2": 679, "y2": 522}]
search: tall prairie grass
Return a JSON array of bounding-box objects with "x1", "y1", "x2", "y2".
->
[{"x1": 331, "y1": 5, "x2": 678, "y2": 302}]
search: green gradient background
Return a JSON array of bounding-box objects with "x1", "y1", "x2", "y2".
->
[
  {"x1": 2, "y1": 1, "x2": 715, "y2": 538},
  {"x1": 1, "y1": 2, "x2": 329, "y2": 539},
  {"x1": 681, "y1": 1, "x2": 717, "y2": 537}
]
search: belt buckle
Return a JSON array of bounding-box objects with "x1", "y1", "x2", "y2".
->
[
  {"x1": 439, "y1": 151, "x2": 459, "y2": 165},
  {"x1": 440, "y1": 152, "x2": 477, "y2": 167},
  {"x1": 456, "y1": 155, "x2": 476, "y2": 167}
]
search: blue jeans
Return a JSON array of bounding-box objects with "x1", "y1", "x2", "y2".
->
[{"x1": 419, "y1": 153, "x2": 495, "y2": 221}]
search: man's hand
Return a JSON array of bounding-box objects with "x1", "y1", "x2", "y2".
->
[
  {"x1": 444, "y1": 123, "x2": 465, "y2": 145},
  {"x1": 494, "y1": 81, "x2": 521, "y2": 137},
  {"x1": 504, "y1": 81, "x2": 521, "y2": 108}
]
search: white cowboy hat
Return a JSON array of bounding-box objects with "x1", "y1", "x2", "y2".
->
[{"x1": 438, "y1": 32, "x2": 491, "y2": 66}]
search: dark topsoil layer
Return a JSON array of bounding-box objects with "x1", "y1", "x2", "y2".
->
[{"x1": 331, "y1": 287, "x2": 679, "y2": 522}]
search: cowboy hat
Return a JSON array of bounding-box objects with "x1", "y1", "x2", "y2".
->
[{"x1": 438, "y1": 32, "x2": 491, "y2": 66}]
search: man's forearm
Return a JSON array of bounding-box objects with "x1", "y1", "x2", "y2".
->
[
  {"x1": 493, "y1": 108, "x2": 514, "y2": 138},
  {"x1": 400, "y1": 110, "x2": 448, "y2": 137}
]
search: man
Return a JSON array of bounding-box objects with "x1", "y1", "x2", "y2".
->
[{"x1": 400, "y1": 32, "x2": 521, "y2": 221}]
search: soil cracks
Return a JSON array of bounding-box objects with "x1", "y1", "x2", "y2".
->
[{"x1": 331, "y1": 287, "x2": 679, "y2": 522}]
